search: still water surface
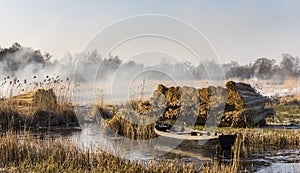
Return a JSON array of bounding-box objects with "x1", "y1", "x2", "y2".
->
[{"x1": 64, "y1": 125, "x2": 300, "y2": 172}]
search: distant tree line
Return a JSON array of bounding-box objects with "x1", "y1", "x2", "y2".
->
[
  {"x1": 223, "y1": 54, "x2": 300, "y2": 80},
  {"x1": 104, "y1": 53, "x2": 300, "y2": 81},
  {"x1": 1, "y1": 43, "x2": 299, "y2": 81}
]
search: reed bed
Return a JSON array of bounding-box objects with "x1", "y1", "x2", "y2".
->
[
  {"x1": 107, "y1": 111, "x2": 156, "y2": 140},
  {"x1": 267, "y1": 104, "x2": 300, "y2": 125},
  {"x1": 1, "y1": 127, "x2": 299, "y2": 172},
  {"x1": 0, "y1": 105, "x2": 79, "y2": 133},
  {"x1": 219, "y1": 128, "x2": 300, "y2": 146},
  {"x1": 0, "y1": 75, "x2": 81, "y2": 132},
  {"x1": 0, "y1": 133, "x2": 238, "y2": 173}
]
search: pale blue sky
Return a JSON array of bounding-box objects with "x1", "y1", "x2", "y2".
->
[{"x1": 1, "y1": 0, "x2": 299, "y2": 64}]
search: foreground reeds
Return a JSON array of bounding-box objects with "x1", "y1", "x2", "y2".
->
[
  {"x1": 0, "y1": 132, "x2": 239, "y2": 173},
  {"x1": 1, "y1": 126, "x2": 300, "y2": 172},
  {"x1": 217, "y1": 127, "x2": 300, "y2": 146}
]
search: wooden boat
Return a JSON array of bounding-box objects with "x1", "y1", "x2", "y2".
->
[
  {"x1": 154, "y1": 124, "x2": 236, "y2": 150},
  {"x1": 155, "y1": 126, "x2": 219, "y2": 141}
]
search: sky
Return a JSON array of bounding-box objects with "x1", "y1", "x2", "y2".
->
[{"x1": 1, "y1": 0, "x2": 300, "y2": 65}]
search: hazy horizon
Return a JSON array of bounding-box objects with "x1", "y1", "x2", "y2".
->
[{"x1": 1, "y1": 1, "x2": 300, "y2": 65}]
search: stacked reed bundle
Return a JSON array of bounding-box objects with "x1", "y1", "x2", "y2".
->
[
  {"x1": 151, "y1": 81, "x2": 274, "y2": 127},
  {"x1": 9, "y1": 89, "x2": 57, "y2": 111},
  {"x1": 224, "y1": 81, "x2": 274, "y2": 126},
  {"x1": 0, "y1": 89, "x2": 79, "y2": 129}
]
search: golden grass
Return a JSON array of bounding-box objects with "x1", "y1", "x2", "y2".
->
[
  {"x1": 219, "y1": 127, "x2": 300, "y2": 146},
  {"x1": 107, "y1": 111, "x2": 156, "y2": 140},
  {"x1": 1, "y1": 118, "x2": 300, "y2": 172},
  {"x1": 191, "y1": 125, "x2": 300, "y2": 147},
  {"x1": 0, "y1": 105, "x2": 79, "y2": 133},
  {"x1": 0, "y1": 133, "x2": 239, "y2": 173},
  {"x1": 0, "y1": 75, "x2": 105, "y2": 133},
  {"x1": 267, "y1": 104, "x2": 300, "y2": 125}
]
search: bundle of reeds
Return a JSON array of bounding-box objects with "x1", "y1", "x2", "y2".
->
[
  {"x1": 107, "y1": 110, "x2": 156, "y2": 139},
  {"x1": 225, "y1": 81, "x2": 274, "y2": 126},
  {"x1": 151, "y1": 81, "x2": 274, "y2": 127},
  {"x1": 9, "y1": 88, "x2": 57, "y2": 110},
  {"x1": 0, "y1": 89, "x2": 79, "y2": 129}
]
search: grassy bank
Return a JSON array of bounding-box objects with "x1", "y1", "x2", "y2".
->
[
  {"x1": 219, "y1": 128, "x2": 300, "y2": 146},
  {"x1": 0, "y1": 105, "x2": 79, "y2": 133},
  {"x1": 266, "y1": 104, "x2": 300, "y2": 125}
]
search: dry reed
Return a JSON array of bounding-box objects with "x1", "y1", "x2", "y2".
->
[{"x1": 0, "y1": 133, "x2": 238, "y2": 172}]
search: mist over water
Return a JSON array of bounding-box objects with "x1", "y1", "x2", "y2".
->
[
  {"x1": 1, "y1": 43, "x2": 299, "y2": 101},
  {"x1": 0, "y1": 43, "x2": 213, "y2": 101}
]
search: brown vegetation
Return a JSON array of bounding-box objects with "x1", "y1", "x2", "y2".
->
[
  {"x1": 1, "y1": 126, "x2": 299, "y2": 172},
  {"x1": 107, "y1": 103, "x2": 156, "y2": 139},
  {"x1": 151, "y1": 81, "x2": 274, "y2": 127},
  {"x1": 96, "y1": 81, "x2": 276, "y2": 139},
  {"x1": 0, "y1": 133, "x2": 240, "y2": 173},
  {"x1": 0, "y1": 89, "x2": 79, "y2": 132}
]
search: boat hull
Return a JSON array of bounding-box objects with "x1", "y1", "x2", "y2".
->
[
  {"x1": 154, "y1": 128, "x2": 236, "y2": 150},
  {"x1": 154, "y1": 128, "x2": 220, "y2": 147}
]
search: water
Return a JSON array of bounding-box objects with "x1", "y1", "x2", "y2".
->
[
  {"x1": 67, "y1": 126, "x2": 157, "y2": 160},
  {"x1": 257, "y1": 163, "x2": 300, "y2": 173},
  {"x1": 238, "y1": 146, "x2": 300, "y2": 172},
  {"x1": 13, "y1": 125, "x2": 299, "y2": 172},
  {"x1": 63, "y1": 125, "x2": 300, "y2": 172},
  {"x1": 66, "y1": 125, "x2": 215, "y2": 161}
]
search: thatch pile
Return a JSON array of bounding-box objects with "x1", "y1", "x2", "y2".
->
[
  {"x1": 0, "y1": 89, "x2": 79, "y2": 130},
  {"x1": 223, "y1": 81, "x2": 274, "y2": 126},
  {"x1": 9, "y1": 89, "x2": 57, "y2": 110},
  {"x1": 107, "y1": 106, "x2": 156, "y2": 139},
  {"x1": 151, "y1": 81, "x2": 275, "y2": 127}
]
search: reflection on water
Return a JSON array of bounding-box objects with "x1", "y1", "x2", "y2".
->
[
  {"x1": 257, "y1": 163, "x2": 300, "y2": 173},
  {"x1": 239, "y1": 146, "x2": 300, "y2": 172},
  {"x1": 67, "y1": 125, "x2": 156, "y2": 160},
  {"x1": 66, "y1": 125, "x2": 216, "y2": 162}
]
